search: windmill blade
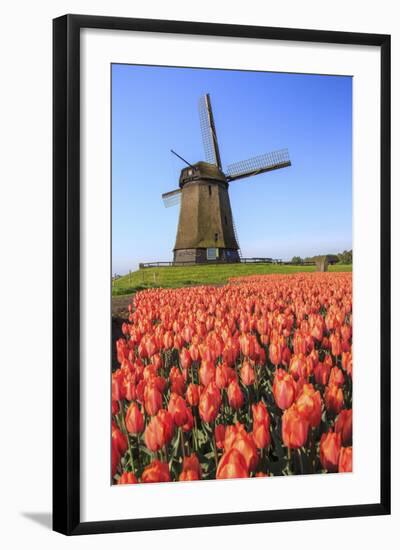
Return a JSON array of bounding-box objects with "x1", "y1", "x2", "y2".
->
[
  {"x1": 162, "y1": 188, "x2": 182, "y2": 208},
  {"x1": 226, "y1": 148, "x2": 291, "y2": 182},
  {"x1": 198, "y1": 93, "x2": 222, "y2": 169}
]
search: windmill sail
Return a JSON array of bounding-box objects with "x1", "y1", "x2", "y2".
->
[
  {"x1": 162, "y1": 188, "x2": 182, "y2": 207},
  {"x1": 198, "y1": 94, "x2": 222, "y2": 169},
  {"x1": 226, "y1": 148, "x2": 291, "y2": 182}
]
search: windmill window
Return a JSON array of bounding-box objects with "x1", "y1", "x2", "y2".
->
[
  {"x1": 207, "y1": 248, "x2": 218, "y2": 261},
  {"x1": 224, "y1": 215, "x2": 227, "y2": 225},
  {"x1": 208, "y1": 185, "x2": 212, "y2": 196}
]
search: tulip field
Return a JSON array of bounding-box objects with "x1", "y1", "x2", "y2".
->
[{"x1": 112, "y1": 272, "x2": 352, "y2": 484}]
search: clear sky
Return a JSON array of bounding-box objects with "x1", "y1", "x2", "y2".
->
[{"x1": 112, "y1": 64, "x2": 352, "y2": 275}]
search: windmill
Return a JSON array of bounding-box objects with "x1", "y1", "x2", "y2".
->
[{"x1": 162, "y1": 93, "x2": 291, "y2": 264}]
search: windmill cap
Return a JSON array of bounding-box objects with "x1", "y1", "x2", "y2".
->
[{"x1": 179, "y1": 161, "x2": 226, "y2": 187}]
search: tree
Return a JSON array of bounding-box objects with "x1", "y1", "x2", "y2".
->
[
  {"x1": 337, "y1": 250, "x2": 352, "y2": 264},
  {"x1": 291, "y1": 256, "x2": 303, "y2": 265}
]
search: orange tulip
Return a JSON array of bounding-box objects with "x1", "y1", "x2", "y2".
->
[
  {"x1": 227, "y1": 380, "x2": 244, "y2": 409},
  {"x1": 324, "y1": 383, "x2": 344, "y2": 414},
  {"x1": 144, "y1": 384, "x2": 163, "y2": 416},
  {"x1": 320, "y1": 431, "x2": 341, "y2": 472},
  {"x1": 186, "y1": 383, "x2": 200, "y2": 407},
  {"x1": 296, "y1": 383, "x2": 322, "y2": 427},
  {"x1": 117, "y1": 471, "x2": 138, "y2": 484},
  {"x1": 144, "y1": 409, "x2": 174, "y2": 452},
  {"x1": 273, "y1": 368, "x2": 296, "y2": 410},
  {"x1": 216, "y1": 448, "x2": 249, "y2": 479},
  {"x1": 240, "y1": 360, "x2": 255, "y2": 386},
  {"x1": 282, "y1": 404, "x2": 309, "y2": 449},
  {"x1": 338, "y1": 446, "x2": 352, "y2": 472},
  {"x1": 168, "y1": 393, "x2": 191, "y2": 427},
  {"x1": 125, "y1": 402, "x2": 144, "y2": 434},
  {"x1": 199, "y1": 360, "x2": 216, "y2": 387},
  {"x1": 179, "y1": 453, "x2": 201, "y2": 481},
  {"x1": 314, "y1": 361, "x2": 331, "y2": 386},
  {"x1": 335, "y1": 409, "x2": 352, "y2": 445},
  {"x1": 215, "y1": 423, "x2": 226, "y2": 449},
  {"x1": 329, "y1": 366, "x2": 345, "y2": 386},
  {"x1": 142, "y1": 460, "x2": 171, "y2": 483},
  {"x1": 199, "y1": 383, "x2": 221, "y2": 424},
  {"x1": 224, "y1": 423, "x2": 258, "y2": 471}
]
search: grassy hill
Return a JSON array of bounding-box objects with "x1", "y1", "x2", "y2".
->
[{"x1": 112, "y1": 263, "x2": 352, "y2": 296}]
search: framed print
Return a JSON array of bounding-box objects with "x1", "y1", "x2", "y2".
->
[{"x1": 53, "y1": 14, "x2": 391, "y2": 535}]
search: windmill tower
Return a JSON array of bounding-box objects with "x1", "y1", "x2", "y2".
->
[{"x1": 162, "y1": 94, "x2": 291, "y2": 264}]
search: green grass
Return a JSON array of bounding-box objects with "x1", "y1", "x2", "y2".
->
[{"x1": 112, "y1": 263, "x2": 352, "y2": 296}]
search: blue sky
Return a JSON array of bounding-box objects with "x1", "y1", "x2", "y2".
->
[{"x1": 112, "y1": 64, "x2": 352, "y2": 275}]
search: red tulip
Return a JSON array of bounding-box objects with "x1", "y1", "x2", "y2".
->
[
  {"x1": 273, "y1": 368, "x2": 296, "y2": 410},
  {"x1": 252, "y1": 401, "x2": 270, "y2": 426},
  {"x1": 125, "y1": 402, "x2": 144, "y2": 434},
  {"x1": 144, "y1": 384, "x2": 163, "y2": 416},
  {"x1": 111, "y1": 422, "x2": 127, "y2": 456},
  {"x1": 240, "y1": 360, "x2": 255, "y2": 386},
  {"x1": 338, "y1": 446, "x2": 352, "y2": 472},
  {"x1": 314, "y1": 361, "x2": 331, "y2": 386},
  {"x1": 117, "y1": 471, "x2": 138, "y2": 484},
  {"x1": 179, "y1": 453, "x2": 201, "y2": 481},
  {"x1": 330, "y1": 332, "x2": 342, "y2": 356},
  {"x1": 111, "y1": 447, "x2": 120, "y2": 477},
  {"x1": 216, "y1": 449, "x2": 249, "y2": 479},
  {"x1": 329, "y1": 366, "x2": 345, "y2": 386},
  {"x1": 215, "y1": 424, "x2": 226, "y2": 449},
  {"x1": 199, "y1": 383, "x2": 221, "y2": 424},
  {"x1": 179, "y1": 348, "x2": 192, "y2": 370},
  {"x1": 296, "y1": 383, "x2": 322, "y2": 427},
  {"x1": 186, "y1": 383, "x2": 200, "y2": 407},
  {"x1": 320, "y1": 431, "x2": 341, "y2": 471},
  {"x1": 199, "y1": 360, "x2": 216, "y2": 387},
  {"x1": 227, "y1": 380, "x2": 244, "y2": 409},
  {"x1": 282, "y1": 404, "x2": 309, "y2": 449},
  {"x1": 144, "y1": 409, "x2": 174, "y2": 452},
  {"x1": 142, "y1": 460, "x2": 171, "y2": 483},
  {"x1": 224, "y1": 423, "x2": 258, "y2": 471},
  {"x1": 324, "y1": 383, "x2": 344, "y2": 414},
  {"x1": 169, "y1": 366, "x2": 186, "y2": 396},
  {"x1": 269, "y1": 342, "x2": 282, "y2": 366},
  {"x1": 335, "y1": 409, "x2": 352, "y2": 445},
  {"x1": 289, "y1": 353, "x2": 308, "y2": 381},
  {"x1": 252, "y1": 423, "x2": 270, "y2": 449}
]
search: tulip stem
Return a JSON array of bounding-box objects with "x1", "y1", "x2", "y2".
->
[
  {"x1": 137, "y1": 434, "x2": 142, "y2": 472},
  {"x1": 119, "y1": 399, "x2": 136, "y2": 474},
  {"x1": 193, "y1": 410, "x2": 198, "y2": 452},
  {"x1": 212, "y1": 427, "x2": 219, "y2": 471},
  {"x1": 287, "y1": 447, "x2": 292, "y2": 474},
  {"x1": 180, "y1": 427, "x2": 185, "y2": 458}
]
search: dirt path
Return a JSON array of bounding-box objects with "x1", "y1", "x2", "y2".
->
[{"x1": 111, "y1": 293, "x2": 134, "y2": 371}]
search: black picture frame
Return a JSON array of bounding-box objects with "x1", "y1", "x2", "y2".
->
[{"x1": 53, "y1": 14, "x2": 391, "y2": 535}]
